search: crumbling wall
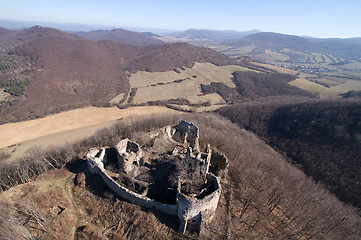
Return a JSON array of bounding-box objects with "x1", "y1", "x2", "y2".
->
[
  {"x1": 177, "y1": 173, "x2": 221, "y2": 234},
  {"x1": 86, "y1": 120, "x2": 223, "y2": 235},
  {"x1": 115, "y1": 139, "x2": 143, "y2": 176},
  {"x1": 173, "y1": 120, "x2": 200, "y2": 151},
  {"x1": 87, "y1": 148, "x2": 177, "y2": 215}
]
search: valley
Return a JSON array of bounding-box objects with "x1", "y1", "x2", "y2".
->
[{"x1": 164, "y1": 30, "x2": 361, "y2": 100}]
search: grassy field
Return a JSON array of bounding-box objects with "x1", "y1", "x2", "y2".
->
[
  {"x1": 289, "y1": 73, "x2": 361, "y2": 98},
  {"x1": 341, "y1": 60, "x2": 361, "y2": 70},
  {"x1": 249, "y1": 62, "x2": 361, "y2": 98},
  {"x1": 188, "y1": 93, "x2": 226, "y2": 105},
  {"x1": 221, "y1": 45, "x2": 256, "y2": 56},
  {"x1": 0, "y1": 106, "x2": 179, "y2": 162},
  {"x1": 251, "y1": 62, "x2": 299, "y2": 75},
  {"x1": 265, "y1": 50, "x2": 290, "y2": 61},
  {"x1": 133, "y1": 78, "x2": 200, "y2": 103},
  {"x1": 109, "y1": 93, "x2": 125, "y2": 104},
  {"x1": 129, "y1": 62, "x2": 242, "y2": 105},
  {"x1": 306, "y1": 76, "x2": 340, "y2": 87},
  {"x1": 219, "y1": 64, "x2": 257, "y2": 73}
]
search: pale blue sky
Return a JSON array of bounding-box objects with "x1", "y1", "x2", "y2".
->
[{"x1": 1, "y1": 0, "x2": 360, "y2": 38}]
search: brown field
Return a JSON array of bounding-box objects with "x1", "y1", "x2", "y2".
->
[
  {"x1": 289, "y1": 74, "x2": 361, "y2": 98},
  {"x1": 0, "y1": 169, "x2": 77, "y2": 239},
  {"x1": 251, "y1": 62, "x2": 299, "y2": 75},
  {"x1": 219, "y1": 64, "x2": 257, "y2": 72},
  {"x1": 109, "y1": 93, "x2": 125, "y2": 104},
  {"x1": 187, "y1": 93, "x2": 226, "y2": 105},
  {"x1": 128, "y1": 62, "x2": 240, "y2": 105},
  {"x1": 0, "y1": 106, "x2": 179, "y2": 162},
  {"x1": 265, "y1": 49, "x2": 290, "y2": 61},
  {"x1": 251, "y1": 62, "x2": 361, "y2": 98},
  {"x1": 221, "y1": 45, "x2": 256, "y2": 56},
  {"x1": 0, "y1": 88, "x2": 10, "y2": 101}
]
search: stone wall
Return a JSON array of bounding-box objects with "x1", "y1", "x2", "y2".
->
[
  {"x1": 177, "y1": 174, "x2": 221, "y2": 233},
  {"x1": 86, "y1": 121, "x2": 223, "y2": 235},
  {"x1": 115, "y1": 138, "x2": 142, "y2": 177},
  {"x1": 173, "y1": 120, "x2": 200, "y2": 151},
  {"x1": 87, "y1": 148, "x2": 177, "y2": 215}
]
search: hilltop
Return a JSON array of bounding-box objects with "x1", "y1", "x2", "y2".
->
[
  {"x1": 226, "y1": 32, "x2": 361, "y2": 60},
  {"x1": 74, "y1": 28, "x2": 163, "y2": 45},
  {"x1": 1, "y1": 114, "x2": 360, "y2": 239}
]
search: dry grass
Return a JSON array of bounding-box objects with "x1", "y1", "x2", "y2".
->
[
  {"x1": 342, "y1": 61, "x2": 361, "y2": 70},
  {"x1": 219, "y1": 64, "x2": 256, "y2": 73},
  {"x1": 0, "y1": 169, "x2": 77, "y2": 239},
  {"x1": 307, "y1": 76, "x2": 340, "y2": 87},
  {"x1": 0, "y1": 106, "x2": 179, "y2": 162},
  {"x1": 133, "y1": 78, "x2": 200, "y2": 104},
  {"x1": 0, "y1": 113, "x2": 360, "y2": 239},
  {"x1": 0, "y1": 120, "x2": 116, "y2": 163},
  {"x1": 129, "y1": 62, "x2": 238, "y2": 106},
  {"x1": 289, "y1": 74, "x2": 361, "y2": 98},
  {"x1": 109, "y1": 93, "x2": 125, "y2": 104},
  {"x1": 0, "y1": 88, "x2": 10, "y2": 101},
  {"x1": 265, "y1": 49, "x2": 290, "y2": 61},
  {"x1": 222, "y1": 45, "x2": 257, "y2": 56},
  {"x1": 188, "y1": 93, "x2": 226, "y2": 105},
  {"x1": 251, "y1": 61, "x2": 299, "y2": 75},
  {"x1": 0, "y1": 106, "x2": 179, "y2": 149},
  {"x1": 130, "y1": 62, "x2": 236, "y2": 88},
  {"x1": 311, "y1": 52, "x2": 332, "y2": 63}
]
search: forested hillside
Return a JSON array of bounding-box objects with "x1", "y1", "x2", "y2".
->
[{"x1": 217, "y1": 100, "x2": 361, "y2": 209}]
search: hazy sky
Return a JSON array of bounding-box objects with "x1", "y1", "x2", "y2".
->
[{"x1": 1, "y1": 0, "x2": 360, "y2": 38}]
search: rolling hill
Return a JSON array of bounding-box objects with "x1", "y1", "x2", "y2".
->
[
  {"x1": 0, "y1": 27, "x2": 13, "y2": 36},
  {"x1": 232, "y1": 32, "x2": 316, "y2": 51},
  {"x1": 0, "y1": 25, "x2": 81, "y2": 47},
  {"x1": 219, "y1": 32, "x2": 361, "y2": 63},
  {"x1": 0, "y1": 26, "x2": 232, "y2": 123},
  {"x1": 167, "y1": 28, "x2": 261, "y2": 41},
  {"x1": 75, "y1": 28, "x2": 163, "y2": 45},
  {"x1": 217, "y1": 99, "x2": 361, "y2": 209}
]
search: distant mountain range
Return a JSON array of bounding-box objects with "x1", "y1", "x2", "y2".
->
[
  {"x1": 166, "y1": 28, "x2": 261, "y2": 41},
  {"x1": 0, "y1": 19, "x2": 175, "y2": 34},
  {"x1": 228, "y1": 32, "x2": 361, "y2": 60},
  {"x1": 74, "y1": 28, "x2": 162, "y2": 45},
  {"x1": 154, "y1": 28, "x2": 361, "y2": 64}
]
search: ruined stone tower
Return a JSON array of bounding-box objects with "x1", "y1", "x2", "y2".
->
[{"x1": 86, "y1": 120, "x2": 228, "y2": 234}]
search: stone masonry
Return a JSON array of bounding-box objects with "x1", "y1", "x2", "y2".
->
[{"x1": 86, "y1": 120, "x2": 228, "y2": 234}]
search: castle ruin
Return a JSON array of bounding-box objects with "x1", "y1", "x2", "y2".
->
[{"x1": 86, "y1": 120, "x2": 228, "y2": 234}]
